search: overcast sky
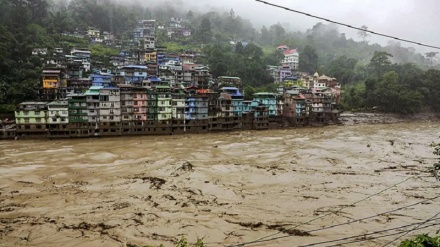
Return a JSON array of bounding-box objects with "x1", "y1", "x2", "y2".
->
[{"x1": 150, "y1": 0, "x2": 440, "y2": 53}]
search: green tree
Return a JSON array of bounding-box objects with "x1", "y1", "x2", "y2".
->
[
  {"x1": 299, "y1": 45, "x2": 319, "y2": 74},
  {"x1": 373, "y1": 71, "x2": 424, "y2": 114},
  {"x1": 325, "y1": 55, "x2": 358, "y2": 85},
  {"x1": 369, "y1": 51, "x2": 393, "y2": 78},
  {"x1": 197, "y1": 17, "x2": 212, "y2": 43}
]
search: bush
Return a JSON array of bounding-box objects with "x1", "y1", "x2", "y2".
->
[{"x1": 399, "y1": 233, "x2": 440, "y2": 247}]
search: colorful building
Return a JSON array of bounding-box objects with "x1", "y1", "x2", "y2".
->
[
  {"x1": 219, "y1": 87, "x2": 243, "y2": 117},
  {"x1": 15, "y1": 102, "x2": 48, "y2": 136},
  {"x1": 253, "y1": 92, "x2": 278, "y2": 117},
  {"x1": 115, "y1": 65, "x2": 148, "y2": 85},
  {"x1": 92, "y1": 73, "x2": 112, "y2": 87},
  {"x1": 133, "y1": 87, "x2": 148, "y2": 121}
]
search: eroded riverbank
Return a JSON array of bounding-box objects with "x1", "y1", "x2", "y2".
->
[{"x1": 1, "y1": 122, "x2": 439, "y2": 247}]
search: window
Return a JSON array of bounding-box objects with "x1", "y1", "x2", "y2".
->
[
  {"x1": 35, "y1": 111, "x2": 40, "y2": 115},
  {"x1": 25, "y1": 118, "x2": 29, "y2": 123},
  {"x1": 24, "y1": 111, "x2": 29, "y2": 116},
  {"x1": 36, "y1": 118, "x2": 41, "y2": 123}
]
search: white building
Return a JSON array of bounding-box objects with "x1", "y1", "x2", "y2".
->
[
  {"x1": 282, "y1": 48, "x2": 299, "y2": 70},
  {"x1": 99, "y1": 87, "x2": 121, "y2": 123},
  {"x1": 47, "y1": 101, "x2": 69, "y2": 124}
]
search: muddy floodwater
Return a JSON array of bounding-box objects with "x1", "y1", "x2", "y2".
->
[{"x1": 1, "y1": 122, "x2": 440, "y2": 247}]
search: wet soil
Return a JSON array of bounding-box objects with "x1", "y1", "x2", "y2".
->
[{"x1": 1, "y1": 122, "x2": 439, "y2": 247}]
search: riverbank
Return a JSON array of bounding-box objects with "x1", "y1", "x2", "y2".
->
[
  {"x1": 340, "y1": 112, "x2": 440, "y2": 125},
  {"x1": 1, "y1": 122, "x2": 439, "y2": 247}
]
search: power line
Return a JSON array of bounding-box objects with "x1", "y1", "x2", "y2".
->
[
  {"x1": 231, "y1": 219, "x2": 440, "y2": 247},
  {"x1": 229, "y1": 175, "x2": 417, "y2": 247},
  {"x1": 297, "y1": 219, "x2": 440, "y2": 247},
  {"x1": 225, "y1": 194, "x2": 438, "y2": 247},
  {"x1": 323, "y1": 223, "x2": 440, "y2": 247},
  {"x1": 253, "y1": 0, "x2": 440, "y2": 50},
  {"x1": 381, "y1": 211, "x2": 440, "y2": 247},
  {"x1": 308, "y1": 195, "x2": 440, "y2": 234}
]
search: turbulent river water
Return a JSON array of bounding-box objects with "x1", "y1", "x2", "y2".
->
[{"x1": 1, "y1": 122, "x2": 439, "y2": 247}]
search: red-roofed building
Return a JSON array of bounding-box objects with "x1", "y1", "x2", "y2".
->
[
  {"x1": 282, "y1": 48, "x2": 299, "y2": 70},
  {"x1": 276, "y1": 45, "x2": 289, "y2": 51}
]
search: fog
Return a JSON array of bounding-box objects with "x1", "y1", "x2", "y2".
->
[{"x1": 127, "y1": 0, "x2": 440, "y2": 53}]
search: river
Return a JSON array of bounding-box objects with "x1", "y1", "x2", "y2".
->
[{"x1": 0, "y1": 122, "x2": 439, "y2": 247}]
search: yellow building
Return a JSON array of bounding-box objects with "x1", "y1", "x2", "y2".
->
[
  {"x1": 42, "y1": 69, "x2": 66, "y2": 88},
  {"x1": 145, "y1": 51, "x2": 157, "y2": 62}
]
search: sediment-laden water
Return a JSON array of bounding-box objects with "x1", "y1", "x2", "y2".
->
[{"x1": 0, "y1": 122, "x2": 439, "y2": 247}]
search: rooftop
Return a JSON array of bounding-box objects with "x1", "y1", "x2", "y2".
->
[
  {"x1": 123, "y1": 65, "x2": 148, "y2": 69},
  {"x1": 283, "y1": 49, "x2": 298, "y2": 55},
  {"x1": 19, "y1": 102, "x2": 48, "y2": 106}
]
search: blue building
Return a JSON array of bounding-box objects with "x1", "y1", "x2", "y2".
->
[
  {"x1": 184, "y1": 96, "x2": 196, "y2": 120},
  {"x1": 116, "y1": 65, "x2": 148, "y2": 85},
  {"x1": 220, "y1": 87, "x2": 244, "y2": 117},
  {"x1": 91, "y1": 73, "x2": 112, "y2": 87},
  {"x1": 253, "y1": 92, "x2": 277, "y2": 116}
]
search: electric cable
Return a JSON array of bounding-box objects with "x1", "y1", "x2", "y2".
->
[
  {"x1": 229, "y1": 175, "x2": 417, "y2": 246},
  {"x1": 381, "y1": 210, "x2": 440, "y2": 247},
  {"x1": 253, "y1": 0, "x2": 440, "y2": 50}
]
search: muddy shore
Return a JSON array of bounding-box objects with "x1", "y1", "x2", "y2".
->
[{"x1": 1, "y1": 121, "x2": 440, "y2": 247}]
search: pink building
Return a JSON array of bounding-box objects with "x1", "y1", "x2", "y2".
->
[{"x1": 133, "y1": 87, "x2": 147, "y2": 121}]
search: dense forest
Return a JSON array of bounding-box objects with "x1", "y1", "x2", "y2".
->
[{"x1": 1, "y1": 0, "x2": 440, "y2": 114}]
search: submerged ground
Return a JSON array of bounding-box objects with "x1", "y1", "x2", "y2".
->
[{"x1": 1, "y1": 121, "x2": 439, "y2": 247}]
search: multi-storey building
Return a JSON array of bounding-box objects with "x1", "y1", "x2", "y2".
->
[
  {"x1": 67, "y1": 94, "x2": 88, "y2": 123},
  {"x1": 92, "y1": 73, "x2": 112, "y2": 87},
  {"x1": 99, "y1": 87, "x2": 121, "y2": 123},
  {"x1": 220, "y1": 87, "x2": 243, "y2": 117},
  {"x1": 15, "y1": 102, "x2": 48, "y2": 137},
  {"x1": 67, "y1": 78, "x2": 92, "y2": 94},
  {"x1": 156, "y1": 86, "x2": 172, "y2": 121},
  {"x1": 171, "y1": 89, "x2": 185, "y2": 120},
  {"x1": 114, "y1": 65, "x2": 148, "y2": 85},
  {"x1": 282, "y1": 48, "x2": 299, "y2": 70},
  {"x1": 85, "y1": 86, "x2": 103, "y2": 126},
  {"x1": 47, "y1": 101, "x2": 69, "y2": 137},
  {"x1": 253, "y1": 92, "x2": 278, "y2": 117},
  {"x1": 146, "y1": 89, "x2": 158, "y2": 121},
  {"x1": 194, "y1": 95, "x2": 209, "y2": 119},
  {"x1": 119, "y1": 85, "x2": 134, "y2": 123},
  {"x1": 279, "y1": 66, "x2": 292, "y2": 82},
  {"x1": 133, "y1": 87, "x2": 148, "y2": 121},
  {"x1": 47, "y1": 101, "x2": 69, "y2": 124},
  {"x1": 40, "y1": 68, "x2": 68, "y2": 101}
]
